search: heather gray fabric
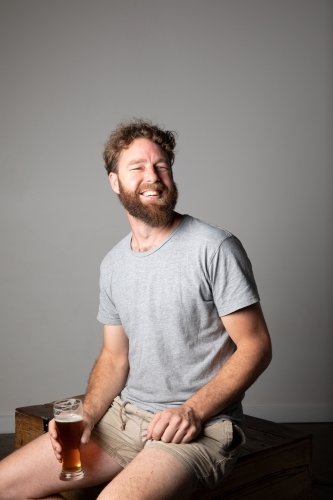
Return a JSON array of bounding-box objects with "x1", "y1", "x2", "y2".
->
[{"x1": 97, "y1": 215, "x2": 260, "y2": 426}]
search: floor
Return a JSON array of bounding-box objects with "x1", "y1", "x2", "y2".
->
[{"x1": 1, "y1": 423, "x2": 332, "y2": 498}]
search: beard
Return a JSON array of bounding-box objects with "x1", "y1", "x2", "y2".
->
[{"x1": 117, "y1": 179, "x2": 178, "y2": 228}]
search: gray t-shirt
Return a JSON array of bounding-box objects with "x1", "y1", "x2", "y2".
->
[{"x1": 97, "y1": 215, "x2": 260, "y2": 427}]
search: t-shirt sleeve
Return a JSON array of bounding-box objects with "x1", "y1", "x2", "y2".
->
[
  {"x1": 97, "y1": 260, "x2": 122, "y2": 325},
  {"x1": 209, "y1": 235, "x2": 260, "y2": 317}
]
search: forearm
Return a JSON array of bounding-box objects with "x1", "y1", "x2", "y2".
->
[
  {"x1": 83, "y1": 348, "x2": 129, "y2": 426},
  {"x1": 147, "y1": 331, "x2": 271, "y2": 444},
  {"x1": 147, "y1": 304, "x2": 271, "y2": 444},
  {"x1": 185, "y1": 336, "x2": 272, "y2": 423}
]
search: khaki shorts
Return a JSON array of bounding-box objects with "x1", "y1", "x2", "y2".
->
[{"x1": 91, "y1": 397, "x2": 245, "y2": 489}]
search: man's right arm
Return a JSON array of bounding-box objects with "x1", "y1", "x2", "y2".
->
[
  {"x1": 50, "y1": 324, "x2": 129, "y2": 460},
  {"x1": 82, "y1": 324, "x2": 129, "y2": 442}
]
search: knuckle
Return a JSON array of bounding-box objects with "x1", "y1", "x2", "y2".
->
[
  {"x1": 188, "y1": 428, "x2": 196, "y2": 438},
  {"x1": 172, "y1": 415, "x2": 182, "y2": 426},
  {"x1": 178, "y1": 420, "x2": 190, "y2": 433},
  {"x1": 163, "y1": 409, "x2": 174, "y2": 420}
]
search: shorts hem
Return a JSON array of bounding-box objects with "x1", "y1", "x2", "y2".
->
[
  {"x1": 145, "y1": 440, "x2": 199, "y2": 488},
  {"x1": 90, "y1": 432, "x2": 127, "y2": 469}
]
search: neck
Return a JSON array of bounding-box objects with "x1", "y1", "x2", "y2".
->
[{"x1": 126, "y1": 211, "x2": 183, "y2": 252}]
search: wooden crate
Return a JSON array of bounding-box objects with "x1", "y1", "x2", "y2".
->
[
  {"x1": 193, "y1": 415, "x2": 312, "y2": 500},
  {"x1": 15, "y1": 404, "x2": 312, "y2": 500},
  {"x1": 15, "y1": 402, "x2": 54, "y2": 449}
]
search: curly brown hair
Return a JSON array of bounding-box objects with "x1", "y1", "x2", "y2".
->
[{"x1": 103, "y1": 118, "x2": 178, "y2": 175}]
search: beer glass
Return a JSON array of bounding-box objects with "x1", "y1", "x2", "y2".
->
[{"x1": 53, "y1": 398, "x2": 84, "y2": 481}]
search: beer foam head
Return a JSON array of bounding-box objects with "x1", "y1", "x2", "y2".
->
[{"x1": 55, "y1": 413, "x2": 83, "y2": 422}]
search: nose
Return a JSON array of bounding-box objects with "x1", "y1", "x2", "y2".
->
[{"x1": 144, "y1": 164, "x2": 160, "y2": 183}]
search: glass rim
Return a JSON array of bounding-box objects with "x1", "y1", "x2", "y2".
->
[{"x1": 53, "y1": 398, "x2": 82, "y2": 410}]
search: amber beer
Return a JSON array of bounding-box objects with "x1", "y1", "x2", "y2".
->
[
  {"x1": 55, "y1": 415, "x2": 83, "y2": 472},
  {"x1": 53, "y1": 399, "x2": 84, "y2": 481}
]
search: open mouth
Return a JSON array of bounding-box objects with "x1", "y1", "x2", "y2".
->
[
  {"x1": 139, "y1": 184, "x2": 165, "y2": 199},
  {"x1": 140, "y1": 189, "x2": 162, "y2": 198}
]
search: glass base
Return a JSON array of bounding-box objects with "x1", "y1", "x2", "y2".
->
[{"x1": 59, "y1": 469, "x2": 84, "y2": 481}]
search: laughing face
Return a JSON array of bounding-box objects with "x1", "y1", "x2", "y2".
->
[{"x1": 109, "y1": 138, "x2": 178, "y2": 227}]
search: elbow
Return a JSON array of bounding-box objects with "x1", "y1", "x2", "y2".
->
[
  {"x1": 262, "y1": 338, "x2": 273, "y2": 371},
  {"x1": 264, "y1": 350, "x2": 272, "y2": 371}
]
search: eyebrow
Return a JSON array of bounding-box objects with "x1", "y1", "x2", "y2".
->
[{"x1": 126, "y1": 157, "x2": 168, "y2": 167}]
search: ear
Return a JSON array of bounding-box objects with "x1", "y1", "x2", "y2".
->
[{"x1": 109, "y1": 172, "x2": 120, "y2": 194}]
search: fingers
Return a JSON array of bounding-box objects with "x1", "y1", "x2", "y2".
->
[
  {"x1": 81, "y1": 425, "x2": 92, "y2": 445},
  {"x1": 49, "y1": 416, "x2": 92, "y2": 463},
  {"x1": 48, "y1": 419, "x2": 62, "y2": 463},
  {"x1": 147, "y1": 406, "x2": 202, "y2": 444},
  {"x1": 146, "y1": 413, "x2": 162, "y2": 440},
  {"x1": 152, "y1": 411, "x2": 198, "y2": 443},
  {"x1": 81, "y1": 411, "x2": 94, "y2": 445}
]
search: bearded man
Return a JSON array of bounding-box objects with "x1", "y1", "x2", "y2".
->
[{"x1": 0, "y1": 119, "x2": 272, "y2": 500}]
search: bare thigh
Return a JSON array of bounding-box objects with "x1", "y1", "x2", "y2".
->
[
  {"x1": 97, "y1": 447, "x2": 195, "y2": 500},
  {"x1": 0, "y1": 432, "x2": 123, "y2": 500}
]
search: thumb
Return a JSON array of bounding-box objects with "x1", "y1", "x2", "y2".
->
[{"x1": 81, "y1": 425, "x2": 92, "y2": 445}]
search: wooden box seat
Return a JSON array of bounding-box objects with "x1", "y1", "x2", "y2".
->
[{"x1": 15, "y1": 402, "x2": 312, "y2": 499}]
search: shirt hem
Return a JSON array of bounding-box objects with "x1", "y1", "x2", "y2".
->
[{"x1": 218, "y1": 296, "x2": 260, "y2": 317}]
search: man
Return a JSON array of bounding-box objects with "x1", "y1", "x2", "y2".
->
[{"x1": 0, "y1": 119, "x2": 272, "y2": 500}]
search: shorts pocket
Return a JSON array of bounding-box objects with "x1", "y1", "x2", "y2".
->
[
  {"x1": 203, "y1": 420, "x2": 246, "y2": 455},
  {"x1": 200, "y1": 420, "x2": 246, "y2": 489},
  {"x1": 219, "y1": 420, "x2": 234, "y2": 452}
]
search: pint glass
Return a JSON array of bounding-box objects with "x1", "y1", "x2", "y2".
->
[{"x1": 53, "y1": 398, "x2": 84, "y2": 481}]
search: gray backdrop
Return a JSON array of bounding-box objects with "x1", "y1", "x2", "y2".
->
[{"x1": 1, "y1": 0, "x2": 332, "y2": 432}]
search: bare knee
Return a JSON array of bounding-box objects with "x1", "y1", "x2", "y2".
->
[
  {"x1": 0, "y1": 434, "x2": 60, "y2": 500},
  {"x1": 0, "y1": 452, "x2": 25, "y2": 500},
  {"x1": 96, "y1": 448, "x2": 194, "y2": 500}
]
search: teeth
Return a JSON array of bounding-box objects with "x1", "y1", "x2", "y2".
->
[{"x1": 142, "y1": 191, "x2": 158, "y2": 196}]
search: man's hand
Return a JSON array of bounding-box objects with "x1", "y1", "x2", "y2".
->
[
  {"x1": 80, "y1": 410, "x2": 95, "y2": 445},
  {"x1": 146, "y1": 404, "x2": 202, "y2": 444},
  {"x1": 48, "y1": 412, "x2": 94, "y2": 462},
  {"x1": 48, "y1": 419, "x2": 63, "y2": 463}
]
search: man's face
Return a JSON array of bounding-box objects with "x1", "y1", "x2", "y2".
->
[{"x1": 109, "y1": 138, "x2": 178, "y2": 227}]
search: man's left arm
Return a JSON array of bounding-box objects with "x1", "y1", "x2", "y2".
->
[{"x1": 146, "y1": 302, "x2": 272, "y2": 443}]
